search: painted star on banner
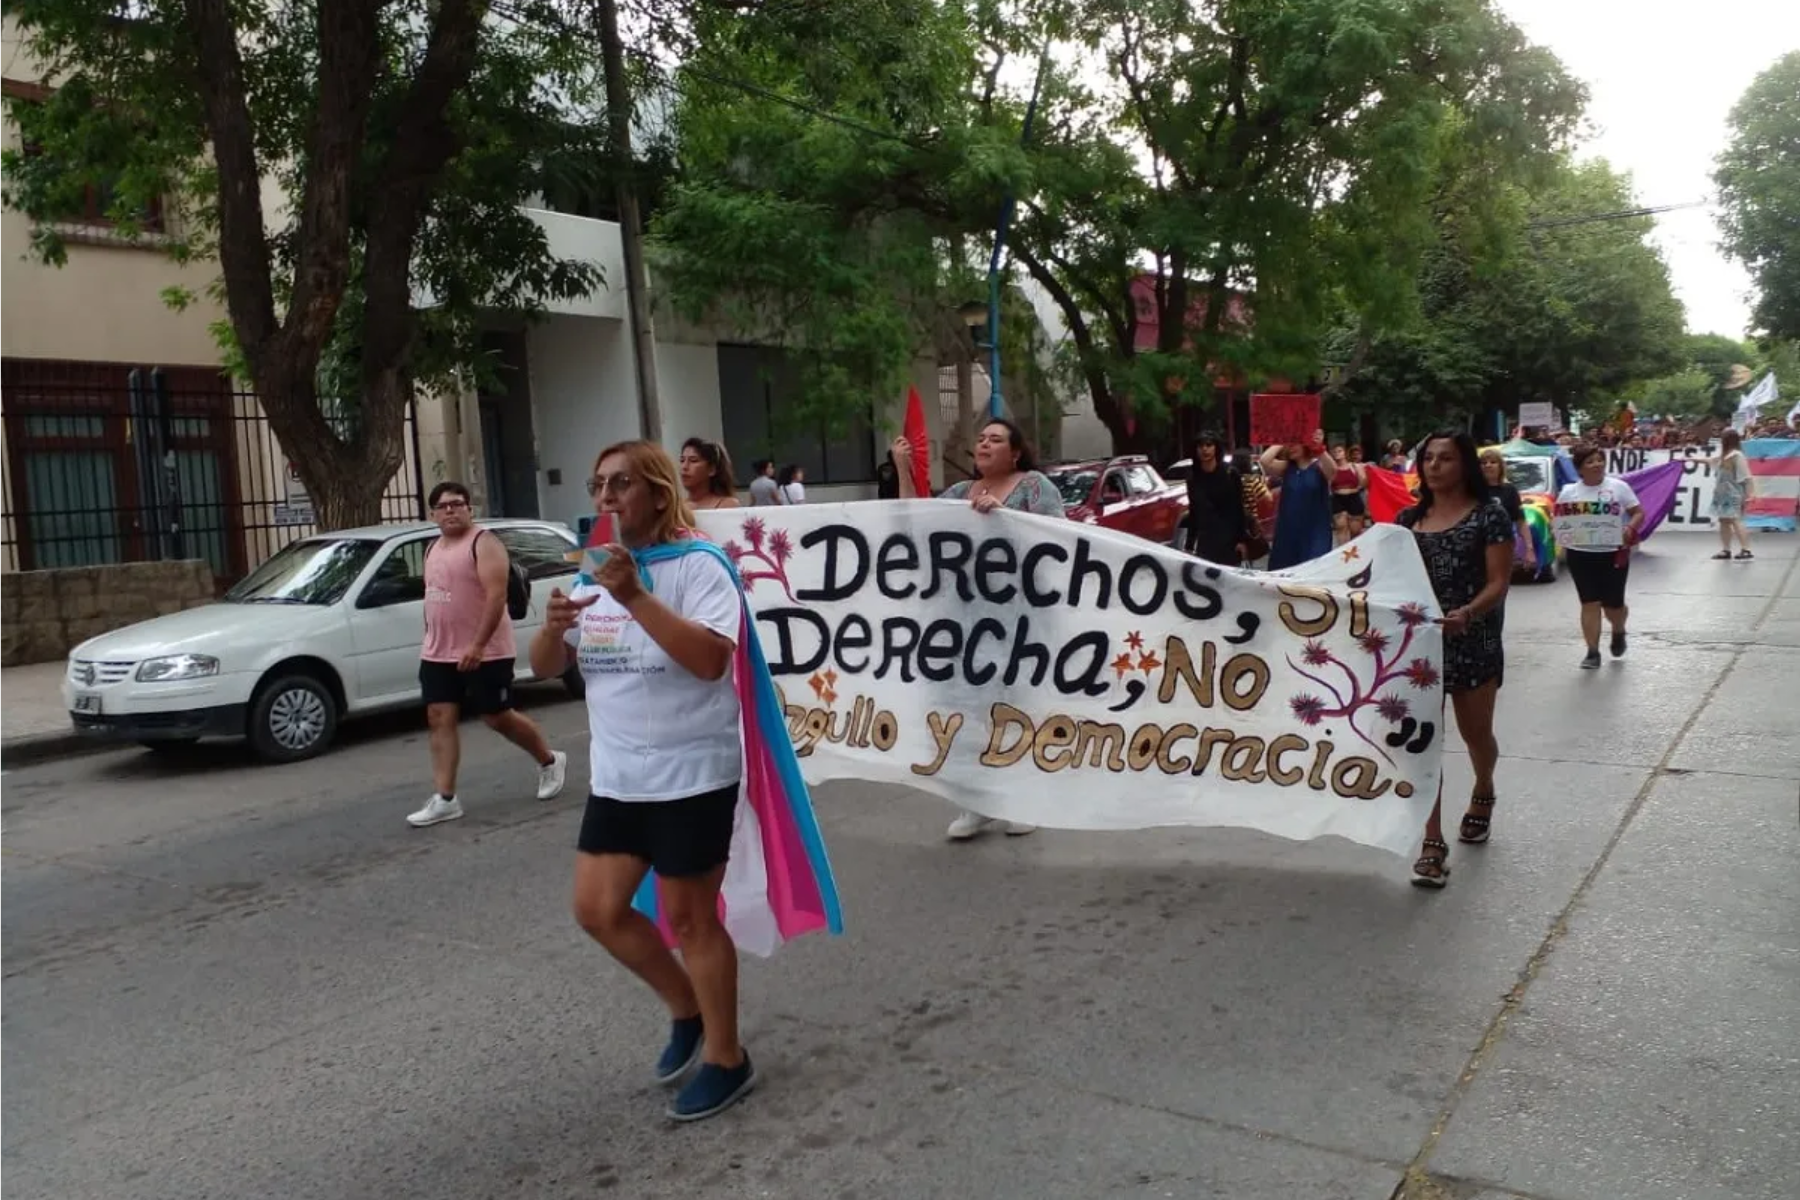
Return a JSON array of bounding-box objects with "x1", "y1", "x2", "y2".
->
[
  {"x1": 1137, "y1": 650, "x2": 1161, "y2": 674},
  {"x1": 1112, "y1": 651, "x2": 1136, "y2": 679},
  {"x1": 1125, "y1": 631, "x2": 1145, "y2": 651},
  {"x1": 1341, "y1": 545, "x2": 1360, "y2": 563},
  {"x1": 823, "y1": 668, "x2": 839, "y2": 689},
  {"x1": 808, "y1": 671, "x2": 827, "y2": 697}
]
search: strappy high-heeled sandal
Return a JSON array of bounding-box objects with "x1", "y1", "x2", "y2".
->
[
  {"x1": 1411, "y1": 837, "x2": 1451, "y2": 889},
  {"x1": 1459, "y1": 794, "x2": 1495, "y2": 845}
]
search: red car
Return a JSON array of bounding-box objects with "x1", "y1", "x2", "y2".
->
[{"x1": 1044, "y1": 456, "x2": 1189, "y2": 545}]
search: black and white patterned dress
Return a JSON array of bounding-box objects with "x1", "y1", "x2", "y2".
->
[{"x1": 1397, "y1": 499, "x2": 1513, "y2": 692}]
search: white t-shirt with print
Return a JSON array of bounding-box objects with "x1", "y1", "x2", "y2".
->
[
  {"x1": 1553, "y1": 477, "x2": 1642, "y2": 552},
  {"x1": 565, "y1": 552, "x2": 742, "y2": 801}
]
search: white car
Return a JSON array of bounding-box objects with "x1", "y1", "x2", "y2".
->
[{"x1": 61, "y1": 519, "x2": 584, "y2": 763}]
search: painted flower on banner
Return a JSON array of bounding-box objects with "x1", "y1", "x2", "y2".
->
[
  {"x1": 1284, "y1": 576, "x2": 1440, "y2": 766},
  {"x1": 724, "y1": 516, "x2": 798, "y2": 600}
]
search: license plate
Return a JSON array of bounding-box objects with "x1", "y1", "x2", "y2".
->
[{"x1": 72, "y1": 693, "x2": 101, "y2": 715}]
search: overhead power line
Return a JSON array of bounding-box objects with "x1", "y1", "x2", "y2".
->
[{"x1": 1525, "y1": 200, "x2": 1709, "y2": 230}]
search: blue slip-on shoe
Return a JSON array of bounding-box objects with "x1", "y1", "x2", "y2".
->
[
  {"x1": 667, "y1": 1053, "x2": 758, "y2": 1122},
  {"x1": 654, "y1": 1016, "x2": 704, "y2": 1086}
]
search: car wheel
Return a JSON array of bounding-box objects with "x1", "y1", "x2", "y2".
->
[
  {"x1": 562, "y1": 663, "x2": 586, "y2": 700},
  {"x1": 247, "y1": 673, "x2": 338, "y2": 763}
]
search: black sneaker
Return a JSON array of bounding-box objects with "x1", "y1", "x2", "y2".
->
[
  {"x1": 1581, "y1": 649, "x2": 1602, "y2": 670},
  {"x1": 668, "y1": 1054, "x2": 758, "y2": 1122},
  {"x1": 654, "y1": 1016, "x2": 704, "y2": 1085},
  {"x1": 1610, "y1": 630, "x2": 1627, "y2": 658}
]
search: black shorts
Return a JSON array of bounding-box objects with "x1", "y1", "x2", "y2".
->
[
  {"x1": 577, "y1": 784, "x2": 739, "y2": 878},
  {"x1": 1332, "y1": 492, "x2": 1366, "y2": 517},
  {"x1": 418, "y1": 658, "x2": 517, "y2": 716},
  {"x1": 1566, "y1": 549, "x2": 1630, "y2": 608}
]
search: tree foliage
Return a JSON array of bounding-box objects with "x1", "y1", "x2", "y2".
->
[
  {"x1": 648, "y1": 0, "x2": 1033, "y2": 437},
  {"x1": 1010, "y1": 0, "x2": 1586, "y2": 449},
  {"x1": 2, "y1": 0, "x2": 607, "y2": 528},
  {"x1": 1715, "y1": 51, "x2": 1800, "y2": 342},
  {"x1": 1330, "y1": 156, "x2": 1686, "y2": 429}
]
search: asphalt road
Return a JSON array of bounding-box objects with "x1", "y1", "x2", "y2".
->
[{"x1": 5, "y1": 537, "x2": 1798, "y2": 1200}]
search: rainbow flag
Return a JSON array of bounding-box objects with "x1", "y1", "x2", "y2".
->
[{"x1": 576, "y1": 536, "x2": 844, "y2": 957}]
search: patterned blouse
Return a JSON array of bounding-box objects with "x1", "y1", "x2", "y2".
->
[{"x1": 941, "y1": 472, "x2": 1067, "y2": 517}]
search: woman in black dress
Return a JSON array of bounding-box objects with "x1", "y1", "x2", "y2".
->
[
  {"x1": 1396, "y1": 431, "x2": 1515, "y2": 888},
  {"x1": 1183, "y1": 432, "x2": 1250, "y2": 566}
]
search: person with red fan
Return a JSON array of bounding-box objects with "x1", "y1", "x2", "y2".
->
[{"x1": 889, "y1": 417, "x2": 1064, "y2": 841}]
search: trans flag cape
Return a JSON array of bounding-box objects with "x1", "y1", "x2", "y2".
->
[{"x1": 577, "y1": 535, "x2": 844, "y2": 958}]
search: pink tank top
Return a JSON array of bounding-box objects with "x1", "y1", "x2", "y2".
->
[{"x1": 421, "y1": 531, "x2": 517, "y2": 663}]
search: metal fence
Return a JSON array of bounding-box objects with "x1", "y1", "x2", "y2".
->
[{"x1": 1, "y1": 359, "x2": 426, "y2": 587}]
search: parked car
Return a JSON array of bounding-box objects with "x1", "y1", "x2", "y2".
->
[
  {"x1": 1044, "y1": 456, "x2": 1188, "y2": 545},
  {"x1": 61, "y1": 519, "x2": 583, "y2": 763}
]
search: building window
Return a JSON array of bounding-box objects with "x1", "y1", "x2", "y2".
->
[
  {"x1": 4, "y1": 82, "x2": 167, "y2": 234},
  {"x1": 716, "y1": 344, "x2": 877, "y2": 486}
]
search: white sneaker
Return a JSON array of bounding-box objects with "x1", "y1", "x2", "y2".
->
[
  {"x1": 407, "y1": 794, "x2": 464, "y2": 827},
  {"x1": 1003, "y1": 823, "x2": 1037, "y2": 837},
  {"x1": 536, "y1": 750, "x2": 568, "y2": 801},
  {"x1": 946, "y1": 810, "x2": 998, "y2": 840}
]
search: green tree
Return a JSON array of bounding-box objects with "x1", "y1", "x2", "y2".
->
[
  {"x1": 1011, "y1": 0, "x2": 1585, "y2": 450},
  {"x1": 1634, "y1": 368, "x2": 1717, "y2": 420},
  {"x1": 1333, "y1": 156, "x2": 1685, "y2": 430},
  {"x1": 2, "y1": 0, "x2": 607, "y2": 528},
  {"x1": 649, "y1": 0, "x2": 1026, "y2": 437},
  {"x1": 1715, "y1": 51, "x2": 1800, "y2": 342},
  {"x1": 1680, "y1": 331, "x2": 1759, "y2": 420}
]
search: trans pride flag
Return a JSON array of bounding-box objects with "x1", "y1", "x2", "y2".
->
[{"x1": 576, "y1": 535, "x2": 844, "y2": 958}]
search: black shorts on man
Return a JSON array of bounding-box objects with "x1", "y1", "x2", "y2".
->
[{"x1": 418, "y1": 658, "x2": 517, "y2": 715}]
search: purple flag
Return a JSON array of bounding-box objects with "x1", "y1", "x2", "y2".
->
[{"x1": 1619, "y1": 460, "x2": 1683, "y2": 540}]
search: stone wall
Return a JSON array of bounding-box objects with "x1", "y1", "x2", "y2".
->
[{"x1": 1, "y1": 561, "x2": 217, "y2": 667}]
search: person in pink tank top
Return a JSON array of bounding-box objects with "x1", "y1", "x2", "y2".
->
[{"x1": 407, "y1": 481, "x2": 568, "y2": 828}]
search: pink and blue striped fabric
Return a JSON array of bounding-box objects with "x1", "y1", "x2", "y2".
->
[
  {"x1": 1745, "y1": 440, "x2": 1800, "y2": 531},
  {"x1": 578, "y1": 534, "x2": 843, "y2": 957}
]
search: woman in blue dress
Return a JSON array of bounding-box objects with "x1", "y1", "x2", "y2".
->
[{"x1": 1259, "y1": 433, "x2": 1335, "y2": 569}]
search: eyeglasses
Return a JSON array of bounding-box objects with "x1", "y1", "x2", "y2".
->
[
  {"x1": 586, "y1": 474, "x2": 633, "y2": 497},
  {"x1": 433, "y1": 499, "x2": 469, "y2": 512}
]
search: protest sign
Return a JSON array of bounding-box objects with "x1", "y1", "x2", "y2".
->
[
  {"x1": 1550, "y1": 497, "x2": 1626, "y2": 549},
  {"x1": 695, "y1": 504, "x2": 1444, "y2": 858},
  {"x1": 1518, "y1": 402, "x2": 1555, "y2": 429},
  {"x1": 1250, "y1": 393, "x2": 1321, "y2": 448},
  {"x1": 1604, "y1": 441, "x2": 1799, "y2": 532}
]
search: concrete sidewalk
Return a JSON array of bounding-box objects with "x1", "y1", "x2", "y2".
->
[{"x1": 0, "y1": 660, "x2": 89, "y2": 768}]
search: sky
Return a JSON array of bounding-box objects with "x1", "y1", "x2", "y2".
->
[{"x1": 1498, "y1": 0, "x2": 1800, "y2": 340}]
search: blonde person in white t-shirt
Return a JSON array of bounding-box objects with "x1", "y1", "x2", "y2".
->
[{"x1": 528, "y1": 439, "x2": 757, "y2": 1123}]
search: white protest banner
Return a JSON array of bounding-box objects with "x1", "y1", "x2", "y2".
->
[
  {"x1": 695, "y1": 504, "x2": 1444, "y2": 859},
  {"x1": 1602, "y1": 442, "x2": 1799, "y2": 532}
]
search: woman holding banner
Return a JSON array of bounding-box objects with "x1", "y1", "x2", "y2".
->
[
  {"x1": 1554, "y1": 445, "x2": 1645, "y2": 670},
  {"x1": 1397, "y1": 431, "x2": 1515, "y2": 888},
  {"x1": 1260, "y1": 434, "x2": 1335, "y2": 569},
  {"x1": 891, "y1": 419, "x2": 1061, "y2": 840}
]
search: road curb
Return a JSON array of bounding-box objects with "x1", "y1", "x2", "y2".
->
[{"x1": 2, "y1": 731, "x2": 108, "y2": 769}]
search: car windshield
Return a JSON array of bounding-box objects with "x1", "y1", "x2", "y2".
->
[
  {"x1": 224, "y1": 538, "x2": 383, "y2": 605},
  {"x1": 1048, "y1": 469, "x2": 1099, "y2": 507}
]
